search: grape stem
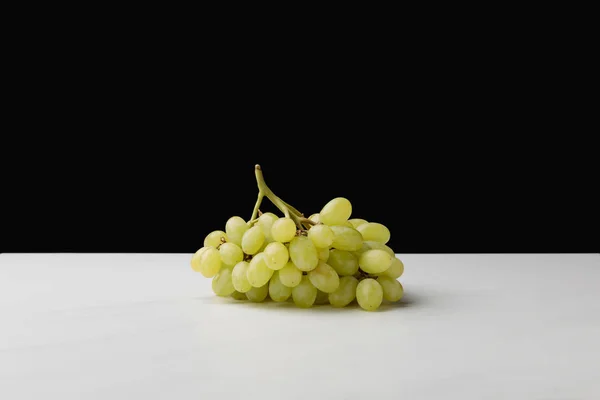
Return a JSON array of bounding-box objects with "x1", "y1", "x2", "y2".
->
[{"x1": 251, "y1": 165, "x2": 306, "y2": 229}]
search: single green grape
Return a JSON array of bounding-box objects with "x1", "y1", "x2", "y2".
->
[
  {"x1": 278, "y1": 261, "x2": 302, "y2": 287},
  {"x1": 271, "y1": 217, "x2": 296, "y2": 243},
  {"x1": 329, "y1": 276, "x2": 358, "y2": 307},
  {"x1": 241, "y1": 225, "x2": 265, "y2": 255},
  {"x1": 381, "y1": 257, "x2": 404, "y2": 279},
  {"x1": 258, "y1": 212, "x2": 278, "y2": 242},
  {"x1": 319, "y1": 197, "x2": 352, "y2": 226},
  {"x1": 377, "y1": 276, "x2": 404, "y2": 302},
  {"x1": 246, "y1": 283, "x2": 269, "y2": 302},
  {"x1": 327, "y1": 249, "x2": 359, "y2": 276},
  {"x1": 348, "y1": 218, "x2": 368, "y2": 229},
  {"x1": 191, "y1": 247, "x2": 208, "y2": 272},
  {"x1": 358, "y1": 249, "x2": 393, "y2": 274},
  {"x1": 219, "y1": 242, "x2": 244, "y2": 266},
  {"x1": 225, "y1": 216, "x2": 249, "y2": 246},
  {"x1": 308, "y1": 213, "x2": 320, "y2": 223},
  {"x1": 330, "y1": 225, "x2": 363, "y2": 251},
  {"x1": 357, "y1": 222, "x2": 390, "y2": 244},
  {"x1": 356, "y1": 278, "x2": 383, "y2": 311},
  {"x1": 204, "y1": 230, "x2": 228, "y2": 248},
  {"x1": 292, "y1": 276, "x2": 317, "y2": 308},
  {"x1": 232, "y1": 261, "x2": 252, "y2": 293},
  {"x1": 268, "y1": 271, "x2": 292, "y2": 302},
  {"x1": 212, "y1": 267, "x2": 235, "y2": 296},
  {"x1": 198, "y1": 247, "x2": 221, "y2": 278},
  {"x1": 308, "y1": 261, "x2": 340, "y2": 293},
  {"x1": 364, "y1": 241, "x2": 395, "y2": 257},
  {"x1": 289, "y1": 236, "x2": 319, "y2": 271},
  {"x1": 308, "y1": 224, "x2": 334, "y2": 248},
  {"x1": 263, "y1": 241, "x2": 289, "y2": 270},
  {"x1": 246, "y1": 253, "x2": 274, "y2": 287},
  {"x1": 230, "y1": 290, "x2": 247, "y2": 300},
  {"x1": 317, "y1": 246, "x2": 330, "y2": 262}
]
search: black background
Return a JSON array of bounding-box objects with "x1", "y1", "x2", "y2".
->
[{"x1": 1, "y1": 38, "x2": 597, "y2": 254}]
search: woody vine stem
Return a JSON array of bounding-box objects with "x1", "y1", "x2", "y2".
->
[{"x1": 249, "y1": 165, "x2": 316, "y2": 231}]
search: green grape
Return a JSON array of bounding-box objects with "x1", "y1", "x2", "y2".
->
[
  {"x1": 327, "y1": 249, "x2": 359, "y2": 276},
  {"x1": 263, "y1": 242, "x2": 289, "y2": 270},
  {"x1": 225, "y1": 216, "x2": 249, "y2": 246},
  {"x1": 246, "y1": 283, "x2": 269, "y2": 302},
  {"x1": 308, "y1": 261, "x2": 340, "y2": 293},
  {"x1": 308, "y1": 213, "x2": 320, "y2": 223},
  {"x1": 358, "y1": 249, "x2": 393, "y2": 274},
  {"x1": 319, "y1": 197, "x2": 352, "y2": 226},
  {"x1": 357, "y1": 222, "x2": 390, "y2": 244},
  {"x1": 219, "y1": 242, "x2": 244, "y2": 266},
  {"x1": 317, "y1": 246, "x2": 329, "y2": 262},
  {"x1": 350, "y1": 242, "x2": 370, "y2": 259},
  {"x1": 232, "y1": 261, "x2": 252, "y2": 293},
  {"x1": 289, "y1": 236, "x2": 319, "y2": 271},
  {"x1": 190, "y1": 247, "x2": 208, "y2": 272},
  {"x1": 268, "y1": 271, "x2": 292, "y2": 302},
  {"x1": 212, "y1": 268, "x2": 235, "y2": 296},
  {"x1": 199, "y1": 247, "x2": 221, "y2": 278},
  {"x1": 230, "y1": 290, "x2": 247, "y2": 300},
  {"x1": 258, "y1": 212, "x2": 278, "y2": 242},
  {"x1": 364, "y1": 241, "x2": 395, "y2": 257},
  {"x1": 344, "y1": 221, "x2": 354, "y2": 228},
  {"x1": 241, "y1": 225, "x2": 265, "y2": 255},
  {"x1": 292, "y1": 276, "x2": 317, "y2": 308},
  {"x1": 204, "y1": 230, "x2": 228, "y2": 248},
  {"x1": 271, "y1": 217, "x2": 296, "y2": 243},
  {"x1": 308, "y1": 224, "x2": 334, "y2": 248},
  {"x1": 246, "y1": 253, "x2": 274, "y2": 287},
  {"x1": 315, "y1": 290, "x2": 330, "y2": 305},
  {"x1": 356, "y1": 278, "x2": 383, "y2": 311},
  {"x1": 278, "y1": 261, "x2": 302, "y2": 287},
  {"x1": 329, "y1": 276, "x2": 358, "y2": 307},
  {"x1": 377, "y1": 276, "x2": 404, "y2": 302},
  {"x1": 382, "y1": 257, "x2": 404, "y2": 279},
  {"x1": 330, "y1": 225, "x2": 363, "y2": 251},
  {"x1": 348, "y1": 218, "x2": 368, "y2": 229}
]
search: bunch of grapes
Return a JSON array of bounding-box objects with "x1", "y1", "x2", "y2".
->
[{"x1": 190, "y1": 165, "x2": 404, "y2": 311}]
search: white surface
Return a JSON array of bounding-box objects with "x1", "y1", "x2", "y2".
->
[{"x1": 1, "y1": 253, "x2": 599, "y2": 400}]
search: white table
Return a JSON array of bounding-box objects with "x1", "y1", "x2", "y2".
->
[{"x1": 1, "y1": 253, "x2": 598, "y2": 400}]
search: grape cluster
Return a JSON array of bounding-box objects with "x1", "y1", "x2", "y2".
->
[{"x1": 190, "y1": 166, "x2": 404, "y2": 311}]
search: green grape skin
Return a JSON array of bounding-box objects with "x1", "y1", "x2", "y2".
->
[
  {"x1": 308, "y1": 213, "x2": 320, "y2": 223},
  {"x1": 219, "y1": 242, "x2": 244, "y2": 266},
  {"x1": 315, "y1": 290, "x2": 330, "y2": 305},
  {"x1": 199, "y1": 247, "x2": 221, "y2": 278},
  {"x1": 329, "y1": 276, "x2": 358, "y2": 307},
  {"x1": 212, "y1": 267, "x2": 235, "y2": 297},
  {"x1": 204, "y1": 230, "x2": 228, "y2": 248},
  {"x1": 330, "y1": 225, "x2": 363, "y2": 251},
  {"x1": 292, "y1": 276, "x2": 317, "y2": 308},
  {"x1": 268, "y1": 271, "x2": 292, "y2": 302},
  {"x1": 356, "y1": 278, "x2": 383, "y2": 311},
  {"x1": 258, "y1": 212, "x2": 278, "y2": 242},
  {"x1": 225, "y1": 216, "x2": 249, "y2": 246},
  {"x1": 382, "y1": 257, "x2": 404, "y2": 279},
  {"x1": 231, "y1": 261, "x2": 252, "y2": 293},
  {"x1": 317, "y1": 246, "x2": 330, "y2": 262},
  {"x1": 278, "y1": 261, "x2": 302, "y2": 287},
  {"x1": 271, "y1": 217, "x2": 297, "y2": 243},
  {"x1": 377, "y1": 276, "x2": 404, "y2": 302},
  {"x1": 319, "y1": 197, "x2": 352, "y2": 226},
  {"x1": 246, "y1": 283, "x2": 269, "y2": 302},
  {"x1": 358, "y1": 249, "x2": 393, "y2": 274},
  {"x1": 308, "y1": 224, "x2": 334, "y2": 248},
  {"x1": 350, "y1": 242, "x2": 370, "y2": 259},
  {"x1": 327, "y1": 249, "x2": 359, "y2": 276},
  {"x1": 348, "y1": 218, "x2": 368, "y2": 229},
  {"x1": 246, "y1": 253, "x2": 274, "y2": 287},
  {"x1": 263, "y1": 242, "x2": 289, "y2": 270},
  {"x1": 308, "y1": 261, "x2": 340, "y2": 293},
  {"x1": 230, "y1": 290, "x2": 247, "y2": 300},
  {"x1": 289, "y1": 236, "x2": 319, "y2": 271},
  {"x1": 241, "y1": 225, "x2": 265, "y2": 255},
  {"x1": 364, "y1": 241, "x2": 395, "y2": 257},
  {"x1": 357, "y1": 222, "x2": 391, "y2": 244},
  {"x1": 190, "y1": 247, "x2": 208, "y2": 272}
]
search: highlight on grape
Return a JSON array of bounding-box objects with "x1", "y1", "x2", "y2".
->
[{"x1": 190, "y1": 165, "x2": 404, "y2": 311}]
